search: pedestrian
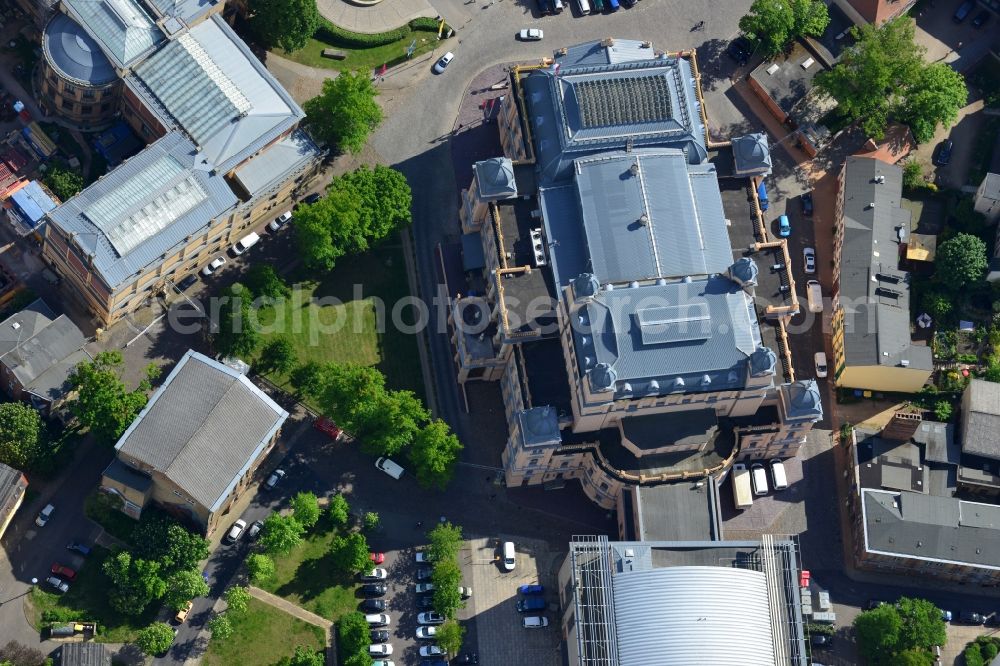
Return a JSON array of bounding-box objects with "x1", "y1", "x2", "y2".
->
[{"x1": 416, "y1": 520, "x2": 423, "y2": 528}]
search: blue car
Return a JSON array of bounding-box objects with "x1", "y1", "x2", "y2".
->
[
  {"x1": 66, "y1": 542, "x2": 92, "y2": 557},
  {"x1": 519, "y1": 584, "x2": 545, "y2": 595},
  {"x1": 757, "y1": 182, "x2": 769, "y2": 211},
  {"x1": 778, "y1": 215, "x2": 791, "y2": 237}
]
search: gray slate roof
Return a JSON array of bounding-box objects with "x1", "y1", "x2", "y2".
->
[
  {"x1": 43, "y1": 13, "x2": 116, "y2": 85},
  {"x1": 47, "y1": 130, "x2": 238, "y2": 290},
  {"x1": 862, "y1": 489, "x2": 1000, "y2": 570},
  {"x1": 145, "y1": 0, "x2": 216, "y2": 26},
  {"x1": 0, "y1": 299, "x2": 57, "y2": 356},
  {"x1": 127, "y1": 15, "x2": 304, "y2": 173},
  {"x1": 115, "y1": 350, "x2": 287, "y2": 511},
  {"x1": 912, "y1": 420, "x2": 957, "y2": 465},
  {"x1": 732, "y1": 133, "x2": 773, "y2": 176},
  {"x1": 233, "y1": 130, "x2": 320, "y2": 197},
  {"x1": 61, "y1": 642, "x2": 111, "y2": 666},
  {"x1": 0, "y1": 299, "x2": 89, "y2": 402},
  {"x1": 0, "y1": 462, "x2": 27, "y2": 515},
  {"x1": 61, "y1": 0, "x2": 164, "y2": 69},
  {"x1": 962, "y1": 379, "x2": 1000, "y2": 460},
  {"x1": 837, "y1": 156, "x2": 932, "y2": 372}
]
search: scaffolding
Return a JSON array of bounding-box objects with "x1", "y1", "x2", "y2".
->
[{"x1": 568, "y1": 535, "x2": 620, "y2": 666}]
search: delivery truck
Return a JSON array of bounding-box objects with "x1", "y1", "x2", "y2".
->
[{"x1": 732, "y1": 463, "x2": 753, "y2": 510}]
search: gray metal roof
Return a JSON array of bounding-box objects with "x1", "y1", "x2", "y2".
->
[
  {"x1": 613, "y1": 566, "x2": 775, "y2": 666},
  {"x1": 233, "y1": 129, "x2": 320, "y2": 196},
  {"x1": 145, "y1": 0, "x2": 216, "y2": 25},
  {"x1": 571, "y1": 276, "x2": 766, "y2": 398},
  {"x1": 0, "y1": 315, "x2": 86, "y2": 394},
  {"x1": 523, "y1": 52, "x2": 706, "y2": 185},
  {"x1": 47, "y1": 130, "x2": 238, "y2": 290},
  {"x1": 43, "y1": 12, "x2": 116, "y2": 85},
  {"x1": 60, "y1": 642, "x2": 111, "y2": 666},
  {"x1": 837, "y1": 156, "x2": 932, "y2": 372},
  {"x1": 61, "y1": 0, "x2": 164, "y2": 69},
  {"x1": 913, "y1": 420, "x2": 957, "y2": 465},
  {"x1": 128, "y1": 15, "x2": 304, "y2": 173},
  {"x1": 781, "y1": 380, "x2": 824, "y2": 421},
  {"x1": 115, "y1": 350, "x2": 288, "y2": 511},
  {"x1": 732, "y1": 133, "x2": 772, "y2": 175},
  {"x1": 574, "y1": 150, "x2": 732, "y2": 283},
  {"x1": 862, "y1": 489, "x2": 1000, "y2": 571},
  {"x1": 962, "y1": 379, "x2": 1000, "y2": 460},
  {"x1": 0, "y1": 462, "x2": 27, "y2": 511},
  {"x1": 0, "y1": 299, "x2": 57, "y2": 357},
  {"x1": 473, "y1": 157, "x2": 518, "y2": 200},
  {"x1": 556, "y1": 39, "x2": 657, "y2": 67}
]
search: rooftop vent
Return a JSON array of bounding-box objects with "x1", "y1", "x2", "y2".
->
[
  {"x1": 11, "y1": 322, "x2": 20, "y2": 331},
  {"x1": 766, "y1": 64, "x2": 780, "y2": 76},
  {"x1": 638, "y1": 213, "x2": 649, "y2": 226},
  {"x1": 629, "y1": 162, "x2": 639, "y2": 177},
  {"x1": 869, "y1": 202, "x2": 876, "y2": 209},
  {"x1": 530, "y1": 228, "x2": 547, "y2": 267},
  {"x1": 875, "y1": 175, "x2": 885, "y2": 183}
]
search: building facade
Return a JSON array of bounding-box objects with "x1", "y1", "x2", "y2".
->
[{"x1": 0, "y1": 463, "x2": 29, "y2": 541}]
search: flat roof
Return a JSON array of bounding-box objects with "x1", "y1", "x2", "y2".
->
[
  {"x1": 750, "y1": 41, "x2": 825, "y2": 117},
  {"x1": 631, "y1": 481, "x2": 718, "y2": 542},
  {"x1": 232, "y1": 129, "x2": 319, "y2": 196}
]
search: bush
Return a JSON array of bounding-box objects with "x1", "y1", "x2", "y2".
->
[
  {"x1": 965, "y1": 644, "x2": 986, "y2": 666},
  {"x1": 933, "y1": 400, "x2": 953, "y2": 422},
  {"x1": 313, "y1": 17, "x2": 448, "y2": 49}
]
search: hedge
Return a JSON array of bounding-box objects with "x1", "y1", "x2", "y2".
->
[{"x1": 314, "y1": 17, "x2": 450, "y2": 50}]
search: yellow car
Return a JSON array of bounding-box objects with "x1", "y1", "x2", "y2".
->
[{"x1": 174, "y1": 600, "x2": 194, "y2": 624}]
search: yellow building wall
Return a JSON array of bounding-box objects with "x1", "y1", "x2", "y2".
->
[{"x1": 835, "y1": 365, "x2": 931, "y2": 393}]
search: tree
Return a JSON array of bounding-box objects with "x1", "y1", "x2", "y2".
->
[
  {"x1": 304, "y1": 72, "x2": 383, "y2": 155},
  {"x1": 260, "y1": 513, "x2": 305, "y2": 556},
  {"x1": 224, "y1": 586, "x2": 252, "y2": 615},
  {"x1": 316, "y1": 363, "x2": 388, "y2": 439},
  {"x1": 68, "y1": 351, "x2": 159, "y2": 443},
  {"x1": 789, "y1": 0, "x2": 829, "y2": 39},
  {"x1": 292, "y1": 492, "x2": 321, "y2": 528},
  {"x1": 363, "y1": 389, "x2": 428, "y2": 457},
  {"x1": 247, "y1": 554, "x2": 276, "y2": 584},
  {"x1": 895, "y1": 597, "x2": 946, "y2": 652},
  {"x1": 103, "y1": 551, "x2": 167, "y2": 616},
  {"x1": 214, "y1": 283, "x2": 261, "y2": 359},
  {"x1": 131, "y1": 515, "x2": 210, "y2": 574},
  {"x1": 326, "y1": 494, "x2": 350, "y2": 529},
  {"x1": 290, "y1": 361, "x2": 325, "y2": 398},
  {"x1": 899, "y1": 62, "x2": 967, "y2": 144},
  {"x1": 894, "y1": 650, "x2": 934, "y2": 666},
  {"x1": 135, "y1": 623, "x2": 175, "y2": 656},
  {"x1": 207, "y1": 614, "x2": 234, "y2": 640},
  {"x1": 363, "y1": 511, "x2": 379, "y2": 531},
  {"x1": 427, "y1": 522, "x2": 463, "y2": 564},
  {"x1": 0, "y1": 641, "x2": 46, "y2": 666},
  {"x1": 295, "y1": 187, "x2": 362, "y2": 271},
  {"x1": 853, "y1": 603, "x2": 903, "y2": 664},
  {"x1": 431, "y1": 558, "x2": 464, "y2": 619},
  {"x1": 330, "y1": 532, "x2": 370, "y2": 574},
  {"x1": 933, "y1": 400, "x2": 952, "y2": 422},
  {"x1": 278, "y1": 645, "x2": 325, "y2": 666},
  {"x1": 408, "y1": 419, "x2": 463, "y2": 490},
  {"x1": 259, "y1": 338, "x2": 297, "y2": 375},
  {"x1": 246, "y1": 264, "x2": 291, "y2": 301},
  {"x1": 739, "y1": 0, "x2": 794, "y2": 57},
  {"x1": 0, "y1": 402, "x2": 44, "y2": 470},
  {"x1": 435, "y1": 620, "x2": 465, "y2": 655},
  {"x1": 337, "y1": 611, "x2": 370, "y2": 661},
  {"x1": 935, "y1": 233, "x2": 988, "y2": 290},
  {"x1": 965, "y1": 644, "x2": 986, "y2": 666},
  {"x1": 332, "y1": 165, "x2": 413, "y2": 243},
  {"x1": 902, "y1": 161, "x2": 926, "y2": 191},
  {"x1": 248, "y1": 0, "x2": 319, "y2": 52},
  {"x1": 920, "y1": 289, "x2": 953, "y2": 322},
  {"x1": 163, "y1": 569, "x2": 209, "y2": 611},
  {"x1": 43, "y1": 164, "x2": 84, "y2": 201}
]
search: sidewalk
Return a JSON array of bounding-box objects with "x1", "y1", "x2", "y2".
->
[{"x1": 317, "y1": 0, "x2": 436, "y2": 34}]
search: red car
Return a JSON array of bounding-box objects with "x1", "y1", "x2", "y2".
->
[
  {"x1": 50, "y1": 563, "x2": 77, "y2": 581},
  {"x1": 313, "y1": 417, "x2": 343, "y2": 441},
  {"x1": 370, "y1": 552, "x2": 385, "y2": 564}
]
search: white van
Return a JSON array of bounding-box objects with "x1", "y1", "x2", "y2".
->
[
  {"x1": 502, "y1": 541, "x2": 516, "y2": 571},
  {"x1": 232, "y1": 232, "x2": 260, "y2": 255},
  {"x1": 806, "y1": 280, "x2": 823, "y2": 313},
  {"x1": 375, "y1": 457, "x2": 405, "y2": 479},
  {"x1": 770, "y1": 459, "x2": 789, "y2": 490},
  {"x1": 575, "y1": 0, "x2": 591, "y2": 14},
  {"x1": 750, "y1": 463, "x2": 769, "y2": 496}
]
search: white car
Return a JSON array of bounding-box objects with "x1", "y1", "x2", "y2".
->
[
  {"x1": 519, "y1": 28, "x2": 543, "y2": 41},
  {"x1": 803, "y1": 247, "x2": 816, "y2": 274},
  {"x1": 523, "y1": 616, "x2": 549, "y2": 628},
  {"x1": 433, "y1": 52, "x2": 454, "y2": 74},
  {"x1": 415, "y1": 583, "x2": 435, "y2": 594},
  {"x1": 362, "y1": 568, "x2": 388, "y2": 581},
  {"x1": 419, "y1": 646, "x2": 446, "y2": 658},
  {"x1": 46, "y1": 576, "x2": 69, "y2": 593},
  {"x1": 226, "y1": 519, "x2": 247, "y2": 543},
  {"x1": 365, "y1": 613, "x2": 391, "y2": 627},
  {"x1": 201, "y1": 256, "x2": 226, "y2": 276},
  {"x1": 372, "y1": 661, "x2": 395, "y2": 666},
  {"x1": 418, "y1": 612, "x2": 445, "y2": 625},
  {"x1": 35, "y1": 504, "x2": 55, "y2": 527},
  {"x1": 369, "y1": 644, "x2": 393, "y2": 657},
  {"x1": 416, "y1": 626, "x2": 438, "y2": 640},
  {"x1": 414, "y1": 551, "x2": 431, "y2": 564},
  {"x1": 264, "y1": 468, "x2": 286, "y2": 490},
  {"x1": 814, "y1": 351, "x2": 828, "y2": 378},
  {"x1": 268, "y1": 211, "x2": 292, "y2": 232}
]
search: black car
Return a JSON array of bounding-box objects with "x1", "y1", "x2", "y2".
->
[
  {"x1": 972, "y1": 10, "x2": 991, "y2": 28},
  {"x1": 361, "y1": 583, "x2": 387, "y2": 597},
  {"x1": 417, "y1": 595, "x2": 435, "y2": 609},
  {"x1": 620, "y1": 0, "x2": 635, "y2": 7},
  {"x1": 801, "y1": 192, "x2": 814, "y2": 216},
  {"x1": 416, "y1": 567, "x2": 433, "y2": 580},
  {"x1": 958, "y1": 611, "x2": 986, "y2": 625},
  {"x1": 727, "y1": 37, "x2": 752, "y2": 65},
  {"x1": 935, "y1": 139, "x2": 954, "y2": 166},
  {"x1": 452, "y1": 654, "x2": 479, "y2": 665},
  {"x1": 175, "y1": 274, "x2": 198, "y2": 292},
  {"x1": 301, "y1": 192, "x2": 322, "y2": 205},
  {"x1": 359, "y1": 599, "x2": 386, "y2": 612},
  {"x1": 985, "y1": 613, "x2": 1000, "y2": 627},
  {"x1": 370, "y1": 629, "x2": 389, "y2": 643},
  {"x1": 953, "y1": 0, "x2": 974, "y2": 22},
  {"x1": 865, "y1": 599, "x2": 887, "y2": 611},
  {"x1": 811, "y1": 634, "x2": 833, "y2": 648}
]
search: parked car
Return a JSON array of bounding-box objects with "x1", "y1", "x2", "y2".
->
[
  {"x1": 727, "y1": 36, "x2": 752, "y2": 65},
  {"x1": 953, "y1": 0, "x2": 974, "y2": 22},
  {"x1": 459, "y1": 586, "x2": 472, "y2": 599},
  {"x1": 416, "y1": 567, "x2": 433, "y2": 580},
  {"x1": 416, "y1": 626, "x2": 438, "y2": 640},
  {"x1": 415, "y1": 583, "x2": 435, "y2": 594},
  {"x1": 418, "y1": 612, "x2": 446, "y2": 625},
  {"x1": 50, "y1": 563, "x2": 77, "y2": 581},
  {"x1": 811, "y1": 634, "x2": 833, "y2": 648},
  {"x1": 36, "y1": 504, "x2": 55, "y2": 527},
  {"x1": 801, "y1": 192, "x2": 813, "y2": 216},
  {"x1": 814, "y1": 352, "x2": 828, "y2": 379},
  {"x1": 370, "y1": 552, "x2": 386, "y2": 564},
  {"x1": 268, "y1": 211, "x2": 292, "y2": 232},
  {"x1": 433, "y1": 52, "x2": 454, "y2": 74},
  {"x1": 518, "y1": 28, "x2": 543, "y2": 41},
  {"x1": 750, "y1": 463, "x2": 768, "y2": 496},
  {"x1": 517, "y1": 597, "x2": 546, "y2": 612},
  {"x1": 361, "y1": 583, "x2": 387, "y2": 597},
  {"x1": 777, "y1": 214, "x2": 791, "y2": 237},
  {"x1": 247, "y1": 520, "x2": 263, "y2": 540},
  {"x1": 368, "y1": 644, "x2": 393, "y2": 657},
  {"x1": 299, "y1": 192, "x2": 322, "y2": 206},
  {"x1": 365, "y1": 613, "x2": 391, "y2": 627},
  {"x1": 419, "y1": 646, "x2": 446, "y2": 658},
  {"x1": 360, "y1": 599, "x2": 386, "y2": 613},
  {"x1": 415, "y1": 551, "x2": 432, "y2": 564},
  {"x1": 972, "y1": 9, "x2": 991, "y2": 27},
  {"x1": 522, "y1": 616, "x2": 549, "y2": 628},
  {"x1": 935, "y1": 139, "x2": 954, "y2": 166},
  {"x1": 263, "y1": 468, "x2": 285, "y2": 490},
  {"x1": 371, "y1": 661, "x2": 395, "y2": 666},
  {"x1": 66, "y1": 542, "x2": 91, "y2": 557},
  {"x1": 362, "y1": 568, "x2": 388, "y2": 581},
  {"x1": 941, "y1": 610, "x2": 953, "y2": 622},
  {"x1": 375, "y1": 457, "x2": 404, "y2": 480},
  {"x1": 226, "y1": 519, "x2": 247, "y2": 543},
  {"x1": 803, "y1": 247, "x2": 816, "y2": 274},
  {"x1": 201, "y1": 256, "x2": 226, "y2": 276},
  {"x1": 958, "y1": 611, "x2": 986, "y2": 625},
  {"x1": 46, "y1": 576, "x2": 69, "y2": 593},
  {"x1": 174, "y1": 600, "x2": 194, "y2": 624},
  {"x1": 370, "y1": 629, "x2": 390, "y2": 643},
  {"x1": 502, "y1": 541, "x2": 516, "y2": 571},
  {"x1": 176, "y1": 274, "x2": 198, "y2": 291},
  {"x1": 518, "y1": 584, "x2": 544, "y2": 595},
  {"x1": 231, "y1": 232, "x2": 260, "y2": 255}
]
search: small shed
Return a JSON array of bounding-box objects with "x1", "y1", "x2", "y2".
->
[
  {"x1": 60, "y1": 642, "x2": 110, "y2": 666},
  {"x1": 7, "y1": 180, "x2": 57, "y2": 236}
]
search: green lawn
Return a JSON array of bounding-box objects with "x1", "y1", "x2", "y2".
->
[
  {"x1": 258, "y1": 527, "x2": 358, "y2": 621},
  {"x1": 278, "y1": 29, "x2": 442, "y2": 72},
  {"x1": 258, "y1": 242, "x2": 424, "y2": 398},
  {"x1": 30, "y1": 546, "x2": 157, "y2": 643},
  {"x1": 203, "y1": 597, "x2": 326, "y2": 666}
]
